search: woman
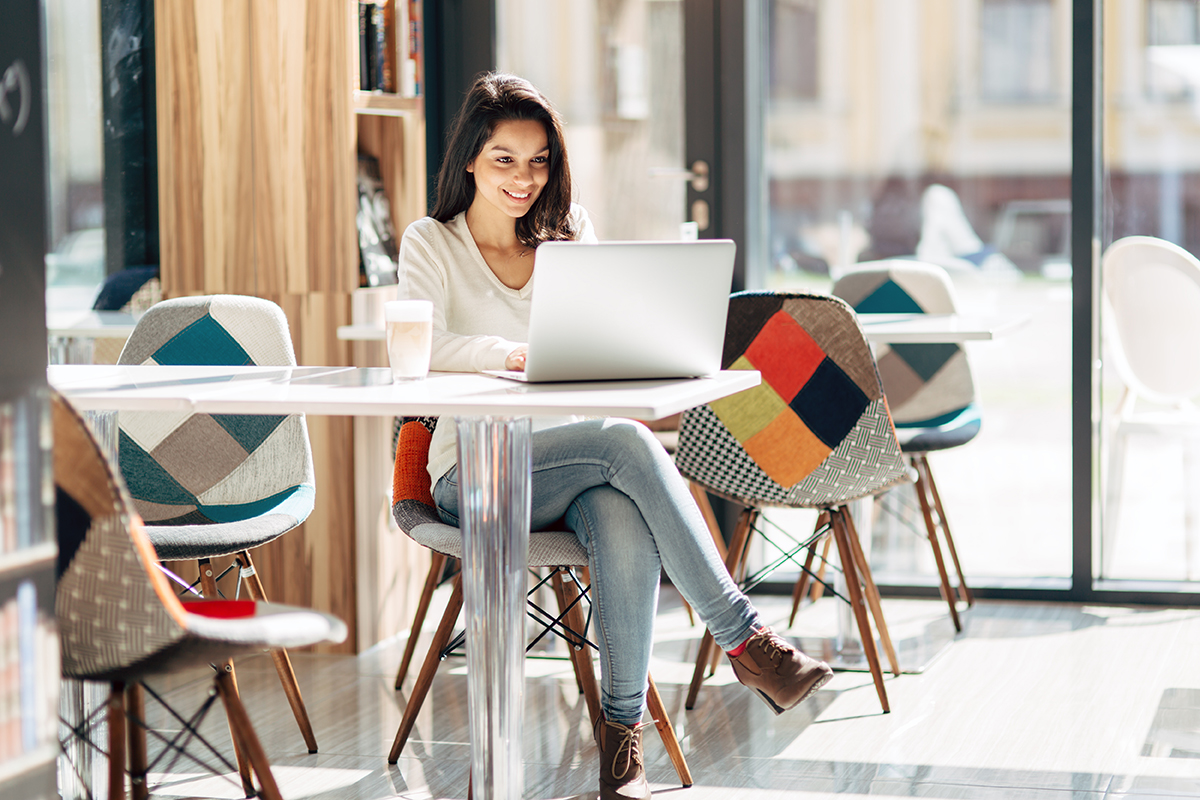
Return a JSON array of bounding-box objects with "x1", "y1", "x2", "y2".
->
[{"x1": 399, "y1": 72, "x2": 832, "y2": 800}]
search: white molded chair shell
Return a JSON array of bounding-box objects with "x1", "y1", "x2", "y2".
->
[{"x1": 1102, "y1": 236, "x2": 1200, "y2": 404}]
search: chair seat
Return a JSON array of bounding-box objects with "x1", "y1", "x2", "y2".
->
[
  {"x1": 896, "y1": 404, "x2": 981, "y2": 452},
  {"x1": 407, "y1": 518, "x2": 586, "y2": 568},
  {"x1": 78, "y1": 603, "x2": 347, "y2": 682},
  {"x1": 144, "y1": 513, "x2": 303, "y2": 560}
]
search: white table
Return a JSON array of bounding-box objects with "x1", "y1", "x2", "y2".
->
[
  {"x1": 856, "y1": 312, "x2": 1028, "y2": 344},
  {"x1": 46, "y1": 310, "x2": 139, "y2": 366},
  {"x1": 48, "y1": 364, "x2": 759, "y2": 800},
  {"x1": 46, "y1": 310, "x2": 140, "y2": 340}
]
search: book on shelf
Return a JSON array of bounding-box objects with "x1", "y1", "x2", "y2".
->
[
  {"x1": 358, "y1": 1, "x2": 371, "y2": 91},
  {"x1": 0, "y1": 581, "x2": 55, "y2": 763},
  {"x1": 405, "y1": 0, "x2": 421, "y2": 97},
  {"x1": 356, "y1": 154, "x2": 401, "y2": 288},
  {"x1": 359, "y1": 1, "x2": 402, "y2": 94}
]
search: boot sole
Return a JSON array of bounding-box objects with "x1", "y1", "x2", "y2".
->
[{"x1": 754, "y1": 668, "x2": 833, "y2": 715}]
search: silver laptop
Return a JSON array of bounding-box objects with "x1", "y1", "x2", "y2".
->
[{"x1": 489, "y1": 239, "x2": 736, "y2": 383}]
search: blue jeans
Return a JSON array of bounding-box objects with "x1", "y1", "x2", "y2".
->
[{"x1": 433, "y1": 418, "x2": 761, "y2": 726}]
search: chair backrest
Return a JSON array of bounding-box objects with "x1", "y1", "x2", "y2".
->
[
  {"x1": 833, "y1": 260, "x2": 976, "y2": 426},
  {"x1": 675, "y1": 291, "x2": 910, "y2": 509},
  {"x1": 116, "y1": 295, "x2": 314, "y2": 527},
  {"x1": 54, "y1": 392, "x2": 192, "y2": 680},
  {"x1": 392, "y1": 416, "x2": 441, "y2": 533},
  {"x1": 1102, "y1": 236, "x2": 1200, "y2": 404}
]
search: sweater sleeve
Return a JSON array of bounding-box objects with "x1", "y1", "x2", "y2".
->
[{"x1": 399, "y1": 220, "x2": 520, "y2": 372}]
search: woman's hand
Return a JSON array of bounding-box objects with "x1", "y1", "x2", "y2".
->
[{"x1": 505, "y1": 346, "x2": 528, "y2": 371}]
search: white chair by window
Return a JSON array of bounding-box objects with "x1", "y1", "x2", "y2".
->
[{"x1": 1101, "y1": 236, "x2": 1200, "y2": 579}]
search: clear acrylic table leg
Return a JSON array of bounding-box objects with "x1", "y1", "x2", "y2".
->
[{"x1": 455, "y1": 416, "x2": 531, "y2": 800}]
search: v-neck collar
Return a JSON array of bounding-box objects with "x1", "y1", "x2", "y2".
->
[{"x1": 452, "y1": 212, "x2": 534, "y2": 299}]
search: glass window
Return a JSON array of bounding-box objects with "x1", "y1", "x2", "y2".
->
[
  {"x1": 1145, "y1": 0, "x2": 1200, "y2": 100},
  {"x1": 43, "y1": 0, "x2": 105, "y2": 312},
  {"x1": 1100, "y1": 0, "x2": 1200, "y2": 585},
  {"x1": 980, "y1": 0, "x2": 1057, "y2": 103},
  {"x1": 757, "y1": 0, "x2": 1074, "y2": 587},
  {"x1": 770, "y1": 0, "x2": 819, "y2": 102},
  {"x1": 495, "y1": 0, "x2": 687, "y2": 241}
]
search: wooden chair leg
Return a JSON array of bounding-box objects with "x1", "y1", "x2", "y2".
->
[
  {"x1": 236, "y1": 551, "x2": 319, "y2": 752},
  {"x1": 108, "y1": 681, "x2": 127, "y2": 800},
  {"x1": 645, "y1": 674, "x2": 692, "y2": 787},
  {"x1": 789, "y1": 538, "x2": 820, "y2": 628},
  {"x1": 829, "y1": 508, "x2": 890, "y2": 713},
  {"x1": 390, "y1": 574, "x2": 464, "y2": 763},
  {"x1": 790, "y1": 513, "x2": 830, "y2": 626},
  {"x1": 919, "y1": 455, "x2": 974, "y2": 607},
  {"x1": 556, "y1": 569, "x2": 602, "y2": 724},
  {"x1": 911, "y1": 460, "x2": 963, "y2": 632},
  {"x1": 214, "y1": 667, "x2": 284, "y2": 800},
  {"x1": 842, "y1": 510, "x2": 900, "y2": 677},
  {"x1": 396, "y1": 552, "x2": 450, "y2": 689},
  {"x1": 811, "y1": 534, "x2": 832, "y2": 602},
  {"x1": 197, "y1": 559, "x2": 254, "y2": 794},
  {"x1": 685, "y1": 506, "x2": 757, "y2": 709},
  {"x1": 126, "y1": 683, "x2": 149, "y2": 800}
]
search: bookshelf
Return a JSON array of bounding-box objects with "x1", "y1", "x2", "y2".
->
[{"x1": 0, "y1": 392, "x2": 58, "y2": 800}]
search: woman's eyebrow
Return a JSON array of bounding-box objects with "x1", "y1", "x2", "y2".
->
[{"x1": 486, "y1": 143, "x2": 550, "y2": 155}]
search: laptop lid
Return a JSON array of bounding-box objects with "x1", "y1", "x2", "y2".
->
[{"x1": 518, "y1": 239, "x2": 736, "y2": 383}]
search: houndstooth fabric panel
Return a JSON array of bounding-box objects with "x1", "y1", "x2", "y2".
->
[
  {"x1": 784, "y1": 398, "x2": 911, "y2": 506},
  {"x1": 676, "y1": 405, "x2": 791, "y2": 507},
  {"x1": 677, "y1": 398, "x2": 911, "y2": 509},
  {"x1": 57, "y1": 512, "x2": 184, "y2": 679}
]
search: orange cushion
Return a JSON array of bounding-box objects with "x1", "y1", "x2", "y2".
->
[{"x1": 393, "y1": 420, "x2": 435, "y2": 506}]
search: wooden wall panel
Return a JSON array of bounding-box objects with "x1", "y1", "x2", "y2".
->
[
  {"x1": 250, "y1": 0, "x2": 357, "y2": 298},
  {"x1": 156, "y1": 0, "x2": 255, "y2": 295}
]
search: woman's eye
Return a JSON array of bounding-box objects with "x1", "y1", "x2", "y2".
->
[
  {"x1": 532, "y1": 156, "x2": 548, "y2": 165},
  {"x1": 496, "y1": 156, "x2": 513, "y2": 164}
]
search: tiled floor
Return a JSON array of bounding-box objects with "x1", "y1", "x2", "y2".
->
[{"x1": 86, "y1": 590, "x2": 1200, "y2": 799}]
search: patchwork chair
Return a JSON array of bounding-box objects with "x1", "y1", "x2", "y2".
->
[
  {"x1": 387, "y1": 417, "x2": 693, "y2": 788},
  {"x1": 54, "y1": 391, "x2": 346, "y2": 800},
  {"x1": 115, "y1": 295, "x2": 321, "y2": 774},
  {"x1": 674, "y1": 290, "x2": 912, "y2": 713},
  {"x1": 832, "y1": 261, "x2": 977, "y2": 630}
]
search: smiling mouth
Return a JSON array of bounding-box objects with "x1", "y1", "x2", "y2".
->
[{"x1": 504, "y1": 189, "x2": 532, "y2": 201}]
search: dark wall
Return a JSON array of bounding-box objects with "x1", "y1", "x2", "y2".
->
[
  {"x1": 0, "y1": 0, "x2": 48, "y2": 398},
  {"x1": 100, "y1": 0, "x2": 158, "y2": 276},
  {"x1": 422, "y1": 0, "x2": 495, "y2": 209}
]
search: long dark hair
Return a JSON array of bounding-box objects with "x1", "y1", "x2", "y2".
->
[{"x1": 431, "y1": 72, "x2": 576, "y2": 247}]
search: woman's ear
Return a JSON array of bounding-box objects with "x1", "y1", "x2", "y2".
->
[{"x1": 466, "y1": 163, "x2": 474, "y2": 173}]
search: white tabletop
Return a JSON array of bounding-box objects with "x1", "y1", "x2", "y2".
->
[
  {"x1": 341, "y1": 313, "x2": 1027, "y2": 346},
  {"x1": 46, "y1": 310, "x2": 140, "y2": 339},
  {"x1": 47, "y1": 364, "x2": 761, "y2": 420},
  {"x1": 856, "y1": 312, "x2": 1028, "y2": 343}
]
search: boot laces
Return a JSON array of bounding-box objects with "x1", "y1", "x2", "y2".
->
[
  {"x1": 754, "y1": 630, "x2": 789, "y2": 665},
  {"x1": 609, "y1": 721, "x2": 648, "y2": 780}
]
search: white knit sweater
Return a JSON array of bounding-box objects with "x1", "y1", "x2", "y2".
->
[{"x1": 398, "y1": 204, "x2": 597, "y2": 484}]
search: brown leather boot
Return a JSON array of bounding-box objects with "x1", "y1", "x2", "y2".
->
[
  {"x1": 594, "y1": 715, "x2": 652, "y2": 800},
  {"x1": 729, "y1": 627, "x2": 833, "y2": 714}
]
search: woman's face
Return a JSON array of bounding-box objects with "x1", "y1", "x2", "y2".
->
[{"x1": 467, "y1": 119, "x2": 550, "y2": 221}]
